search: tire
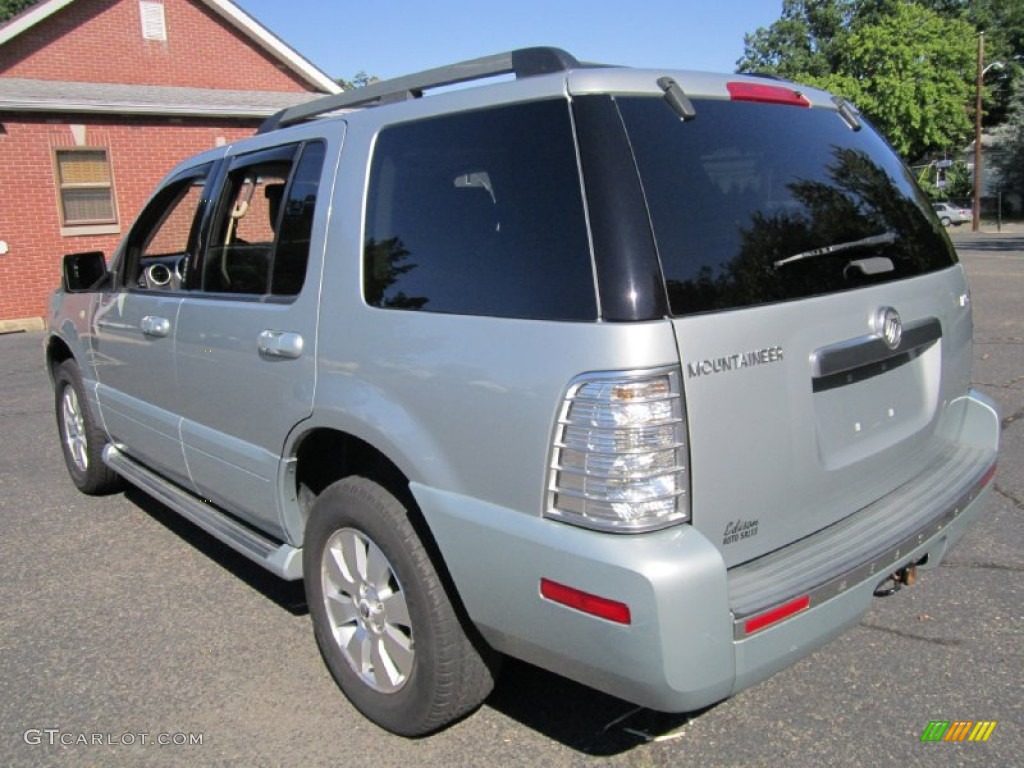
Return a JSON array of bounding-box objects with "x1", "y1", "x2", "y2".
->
[
  {"x1": 941, "y1": 216, "x2": 952, "y2": 227},
  {"x1": 54, "y1": 360, "x2": 122, "y2": 495},
  {"x1": 304, "y1": 477, "x2": 497, "y2": 735}
]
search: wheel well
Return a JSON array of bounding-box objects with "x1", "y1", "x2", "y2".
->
[
  {"x1": 292, "y1": 428, "x2": 494, "y2": 664},
  {"x1": 293, "y1": 429, "x2": 416, "y2": 521},
  {"x1": 46, "y1": 336, "x2": 74, "y2": 381}
]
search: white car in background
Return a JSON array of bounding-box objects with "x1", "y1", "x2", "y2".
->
[{"x1": 933, "y1": 202, "x2": 973, "y2": 226}]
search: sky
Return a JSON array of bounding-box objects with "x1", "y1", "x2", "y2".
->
[{"x1": 232, "y1": 0, "x2": 785, "y2": 82}]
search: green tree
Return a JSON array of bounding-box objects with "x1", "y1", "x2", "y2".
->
[
  {"x1": 919, "y1": 0, "x2": 1024, "y2": 124},
  {"x1": 0, "y1": 0, "x2": 38, "y2": 22},
  {"x1": 993, "y1": 78, "x2": 1024, "y2": 209},
  {"x1": 737, "y1": 0, "x2": 859, "y2": 78},
  {"x1": 917, "y1": 160, "x2": 973, "y2": 200},
  {"x1": 336, "y1": 71, "x2": 379, "y2": 91},
  {"x1": 818, "y1": 3, "x2": 975, "y2": 160},
  {"x1": 739, "y1": 1, "x2": 976, "y2": 160}
]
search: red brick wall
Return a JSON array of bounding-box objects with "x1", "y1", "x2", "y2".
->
[
  {"x1": 0, "y1": 114, "x2": 256, "y2": 320},
  {"x1": 0, "y1": 0, "x2": 313, "y2": 91}
]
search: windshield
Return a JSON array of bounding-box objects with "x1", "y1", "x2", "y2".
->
[{"x1": 613, "y1": 97, "x2": 957, "y2": 316}]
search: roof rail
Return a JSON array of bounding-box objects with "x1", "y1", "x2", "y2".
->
[{"x1": 258, "y1": 46, "x2": 582, "y2": 134}]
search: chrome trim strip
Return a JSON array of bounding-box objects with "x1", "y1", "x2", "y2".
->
[
  {"x1": 811, "y1": 317, "x2": 941, "y2": 379},
  {"x1": 731, "y1": 464, "x2": 993, "y2": 639}
]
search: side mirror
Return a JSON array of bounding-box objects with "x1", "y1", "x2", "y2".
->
[{"x1": 62, "y1": 251, "x2": 109, "y2": 292}]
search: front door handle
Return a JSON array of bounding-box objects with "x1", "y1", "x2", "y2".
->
[
  {"x1": 258, "y1": 330, "x2": 304, "y2": 359},
  {"x1": 140, "y1": 315, "x2": 171, "y2": 338}
]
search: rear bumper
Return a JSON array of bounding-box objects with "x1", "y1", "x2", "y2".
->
[
  {"x1": 732, "y1": 461, "x2": 990, "y2": 695},
  {"x1": 413, "y1": 390, "x2": 998, "y2": 712}
]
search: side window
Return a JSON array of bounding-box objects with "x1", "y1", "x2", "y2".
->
[
  {"x1": 202, "y1": 141, "x2": 325, "y2": 297},
  {"x1": 363, "y1": 100, "x2": 596, "y2": 321},
  {"x1": 273, "y1": 141, "x2": 326, "y2": 296},
  {"x1": 124, "y1": 167, "x2": 209, "y2": 291}
]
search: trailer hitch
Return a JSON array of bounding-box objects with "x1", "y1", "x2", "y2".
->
[{"x1": 873, "y1": 563, "x2": 918, "y2": 597}]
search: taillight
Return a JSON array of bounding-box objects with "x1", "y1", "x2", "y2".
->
[
  {"x1": 547, "y1": 367, "x2": 689, "y2": 532},
  {"x1": 727, "y1": 81, "x2": 809, "y2": 108}
]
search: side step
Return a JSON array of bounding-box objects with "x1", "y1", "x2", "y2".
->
[{"x1": 103, "y1": 445, "x2": 303, "y2": 580}]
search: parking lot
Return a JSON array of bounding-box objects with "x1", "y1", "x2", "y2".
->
[{"x1": 1, "y1": 231, "x2": 1021, "y2": 767}]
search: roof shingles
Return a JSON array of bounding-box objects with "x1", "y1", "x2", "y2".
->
[{"x1": 0, "y1": 77, "x2": 317, "y2": 117}]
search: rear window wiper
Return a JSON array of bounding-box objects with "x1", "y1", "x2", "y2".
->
[{"x1": 773, "y1": 231, "x2": 897, "y2": 269}]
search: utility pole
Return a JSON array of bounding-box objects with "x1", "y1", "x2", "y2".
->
[{"x1": 972, "y1": 32, "x2": 984, "y2": 232}]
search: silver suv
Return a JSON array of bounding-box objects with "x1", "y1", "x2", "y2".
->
[{"x1": 47, "y1": 48, "x2": 1000, "y2": 736}]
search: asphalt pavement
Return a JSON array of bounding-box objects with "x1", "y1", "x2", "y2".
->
[{"x1": 1, "y1": 231, "x2": 1021, "y2": 767}]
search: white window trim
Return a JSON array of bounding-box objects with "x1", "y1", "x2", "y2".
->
[
  {"x1": 53, "y1": 147, "x2": 120, "y2": 230},
  {"x1": 61, "y1": 224, "x2": 121, "y2": 237},
  {"x1": 139, "y1": 1, "x2": 167, "y2": 41}
]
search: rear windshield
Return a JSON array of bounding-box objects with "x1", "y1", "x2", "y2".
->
[{"x1": 615, "y1": 97, "x2": 957, "y2": 316}]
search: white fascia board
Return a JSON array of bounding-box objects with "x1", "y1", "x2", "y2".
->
[
  {"x1": 199, "y1": 0, "x2": 341, "y2": 94},
  {"x1": 0, "y1": 0, "x2": 77, "y2": 46},
  {"x1": 0, "y1": 98, "x2": 276, "y2": 117}
]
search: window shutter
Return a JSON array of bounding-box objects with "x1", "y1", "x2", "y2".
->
[{"x1": 139, "y1": 1, "x2": 167, "y2": 41}]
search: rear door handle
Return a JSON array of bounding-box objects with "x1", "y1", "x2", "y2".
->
[
  {"x1": 140, "y1": 315, "x2": 171, "y2": 338},
  {"x1": 258, "y1": 330, "x2": 304, "y2": 359}
]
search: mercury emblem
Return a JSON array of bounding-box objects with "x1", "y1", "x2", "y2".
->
[{"x1": 877, "y1": 307, "x2": 902, "y2": 350}]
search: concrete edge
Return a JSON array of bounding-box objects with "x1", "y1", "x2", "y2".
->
[{"x1": 0, "y1": 317, "x2": 45, "y2": 334}]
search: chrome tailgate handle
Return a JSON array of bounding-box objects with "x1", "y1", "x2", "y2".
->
[
  {"x1": 140, "y1": 315, "x2": 171, "y2": 338},
  {"x1": 258, "y1": 330, "x2": 304, "y2": 359}
]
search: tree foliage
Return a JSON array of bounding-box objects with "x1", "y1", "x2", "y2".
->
[
  {"x1": 993, "y1": 78, "x2": 1024, "y2": 205},
  {"x1": 816, "y1": 3, "x2": 975, "y2": 160},
  {"x1": 737, "y1": 0, "x2": 859, "y2": 78},
  {"x1": 737, "y1": 1, "x2": 1015, "y2": 161},
  {"x1": 916, "y1": 159, "x2": 973, "y2": 200},
  {"x1": 920, "y1": 0, "x2": 1024, "y2": 124},
  {"x1": 0, "y1": 0, "x2": 38, "y2": 22},
  {"x1": 336, "y1": 71, "x2": 379, "y2": 91}
]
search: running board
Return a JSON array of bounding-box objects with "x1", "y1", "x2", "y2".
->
[{"x1": 103, "y1": 445, "x2": 303, "y2": 580}]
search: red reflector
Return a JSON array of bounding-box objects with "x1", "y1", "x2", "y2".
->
[
  {"x1": 727, "y1": 82, "x2": 809, "y2": 108},
  {"x1": 744, "y1": 595, "x2": 810, "y2": 635},
  {"x1": 540, "y1": 578, "x2": 631, "y2": 624}
]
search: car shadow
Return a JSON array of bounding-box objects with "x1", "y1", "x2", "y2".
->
[
  {"x1": 483, "y1": 658, "x2": 711, "y2": 754},
  {"x1": 122, "y1": 485, "x2": 709, "y2": 753},
  {"x1": 123, "y1": 486, "x2": 308, "y2": 615}
]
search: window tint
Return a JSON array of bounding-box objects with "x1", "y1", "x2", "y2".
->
[
  {"x1": 363, "y1": 100, "x2": 596, "y2": 320},
  {"x1": 203, "y1": 141, "x2": 325, "y2": 297},
  {"x1": 125, "y1": 168, "x2": 208, "y2": 291},
  {"x1": 273, "y1": 141, "x2": 326, "y2": 296},
  {"x1": 614, "y1": 97, "x2": 957, "y2": 316}
]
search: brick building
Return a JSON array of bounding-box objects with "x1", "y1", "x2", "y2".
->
[{"x1": 0, "y1": 0, "x2": 339, "y2": 330}]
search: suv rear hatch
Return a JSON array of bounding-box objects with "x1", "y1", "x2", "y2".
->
[{"x1": 612, "y1": 86, "x2": 971, "y2": 567}]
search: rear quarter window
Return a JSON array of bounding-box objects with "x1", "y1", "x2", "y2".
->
[
  {"x1": 614, "y1": 97, "x2": 957, "y2": 316},
  {"x1": 363, "y1": 100, "x2": 596, "y2": 321}
]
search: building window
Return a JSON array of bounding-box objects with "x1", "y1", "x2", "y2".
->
[
  {"x1": 139, "y1": 1, "x2": 167, "y2": 41},
  {"x1": 54, "y1": 148, "x2": 118, "y2": 228}
]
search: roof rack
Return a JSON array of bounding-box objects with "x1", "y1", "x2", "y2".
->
[{"x1": 258, "y1": 46, "x2": 582, "y2": 134}]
